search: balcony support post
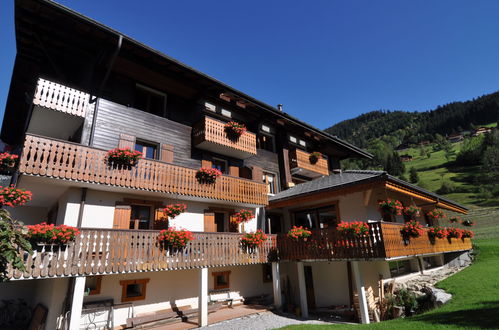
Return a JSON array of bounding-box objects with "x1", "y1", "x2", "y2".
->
[
  {"x1": 351, "y1": 261, "x2": 370, "y2": 324},
  {"x1": 418, "y1": 256, "x2": 425, "y2": 274},
  {"x1": 272, "y1": 262, "x2": 282, "y2": 309},
  {"x1": 296, "y1": 261, "x2": 308, "y2": 318},
  {"x1": 68, "y1": 276, "x2": 86, "y2": 330},
  {"x1": 198, "y1": 267, "x2": 208, "y2": 327}
]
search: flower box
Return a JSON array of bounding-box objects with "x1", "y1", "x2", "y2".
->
[
  {"x1": 0, "y1": 186, "x2": 32, "y2": 207},
  {"x1": 403, "y1": 205, "x2": 421, "y2": 220},
  {"x1": 337, "y1": 221, "x2": 370, "y2": 239},
  {"x1": 240, "y1": 230, "x2": 267, "y2": 253},
  {"x1": 448, "y1": 216, "x2": 461, "y2": 223},
  {"x1": 400, "y1": 220, "x2": 423, "y2": 239},
  {"x1": 163, "y1": 204, "x2": 187, "y2": 219},
  {"x1": 26, "y1": 223, "x2": 80, "y2": 247},
  {"x1": 230, "y1": 209, "x2": 254, "y2": 225},
  {"x1": 427, "y1": 226, "x2": 447, "y2": 240},
  {"x1": 0, "y1": 152, "x2": 18, "y2": 175},
  {"x1": 157, "y1": 228, "x2": 194, "y2": 251},
  {"x1": 308, "y1": 152, "x2": 322, "y2": 165},
  {"x1": 224, "y1": 121, "x2": 247, "y2": 140},
  {"x1": 287, "y1": 226, "x2": 312, "y2": 241},
  {"x1": 106, "y1": 148, "x2": 142, "y2": 168},
  {"x1": 461, "y1": 219, "x2": 474, "y2": 227},
  {"x1": 461, "y1": 229, "x2": 474, "y2": 239},
  {"x1": 378, "y1": 199, "x2": 403, "y2": 216},
  {"x1": 426, "y1": 209, "x2": 446, "y2": 221},
  {"x1": 195, "y1": 167, "x2": 222, "y2": 184},
  {"x1": 446, "y1": 227, "x2": 462, "y2": 239}
]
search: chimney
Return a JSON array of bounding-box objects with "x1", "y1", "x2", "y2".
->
[{"x1": 277, "y1": 104, "x2": 283, "y2": 112}]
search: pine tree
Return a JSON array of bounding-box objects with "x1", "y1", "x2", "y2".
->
[{"x1": 409, "y1": 167, "x2": 419, "y2": 184}]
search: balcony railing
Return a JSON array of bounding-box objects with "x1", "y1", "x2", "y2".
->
[
  {"x1": 7, "y1": 229, "x2": 277, "y2": 280},
  {"x1": 20, "y1": 134, "x2": 268, "y2": 205},
  {"x1": 33, "y1": 78, "x2": 90, "y2": 117},
  {"x1": 278, "y1": 222, "x2": 472, "y2": 261},
  {"x1": 192, "y1": 116, "x2": 257, "y2": 159},
  {"x1": 289, "y1": 149, "x2": 329, "y2": 178}
]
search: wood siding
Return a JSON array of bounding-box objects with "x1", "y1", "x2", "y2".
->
[{"x1": 289, "y1": 148, "x2": 329, "y2": 177}]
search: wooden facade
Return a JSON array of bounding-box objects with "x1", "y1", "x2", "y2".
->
[
  {"x1": 289, "y1": 148, "x2": 329, "y2": 178},
  {"x1": 20, "y1": 134, "x2": 268, "y2": 205}
]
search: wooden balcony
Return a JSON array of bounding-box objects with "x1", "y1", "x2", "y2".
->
[
  {"x1": 20, "y1": 134, "x2": 268, "y2": 205},
  {"x1": 33, "y1": 78, "x2": 90, "y2": 117},
  {"x1": 277, "y1": 222, "x2": 472, "y2": 261},
  {"x1": 7, "y1": 229, "x2": 277, "y2": 280},
  {"x1": 192, "y1": 116, "x2": 257, "y2": 159},
  {"x1": 289, "y1": 149, "x2": 329, "y2": 178}
]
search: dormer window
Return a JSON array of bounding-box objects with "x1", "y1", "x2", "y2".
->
[{"x1": 134, "y1": 84, "x2": 166, "y2": 117}]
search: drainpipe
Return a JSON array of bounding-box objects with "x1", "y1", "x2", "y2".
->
[{"x1": 76, "y1": 188, "x2": 87, "y2": 228}]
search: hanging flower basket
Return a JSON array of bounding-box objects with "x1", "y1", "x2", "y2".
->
[
  {"x1": 230, "y1": 209, "x2": 254, "y2": 225},
  {"x1": 157, "y1": 228, "x2": 195, "y2": 252},
  {"x1": 224, "y1": 121, "x2": 247, "y2": 140},
  {"x1": 448, "y1": 216, "x2": 461, "y2": 223},
  {"x1": 400, "y1": 220, "x2": 423, "y2": 239},
  {"x1": 427, "y1": 226, "x2": 447, "y2": 240},
  {"x1": 446, "y1": 227, "x2": 462, "y2": 239},
  {"x1": 240, "y1": 230, "x2": 267, "y2": 253},
  {"x1": 26, "y1": 223, "x2": 80, "y2": 249},
  {"x1": 378, "y1": 199, "x2": 403, "y2": 216},
  {"x1": 461, "y1": 219, "x2": 474, "y2": 227},
  {"x1": 106, "y1": 148, "x2": 142, "y2": 168},
  {"x1": 163, "y1": 204, "x2": 187, "y2": 219},
  {"x1": 337, "y1": 221, "x2": 370, "y2": 239},
  {"x1": 0, "y1": 185, "x2": 32, "y2": 207},
  {"x1": 403, "y1": 205, "x2": 421, "y2": 220},
  {"x1": 195, "y1": 167, "x2": 222, "y2": 184},
  {"x1": 0, "y1": 152, "x2": 18, "y2": 174},
  {"x1": 461, "y1": 229, "x2": 474, "y2": 239},
  {"x1": 309, "y1": 152, "x2": 322, "y2": 165},
  {"x1": 426, "y1": 209, "x2": 446, "y2": 222},
  {"x1": 287, "y1": 226, "x2": 312, "y2": 241}
]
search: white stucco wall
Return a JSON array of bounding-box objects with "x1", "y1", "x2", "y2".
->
[
  {"x1": 310, "y1": 261, "x2": 350, "y2": 307},
  {"x1": 7, "y1": 206, "x2": 49, "y2": 225}
]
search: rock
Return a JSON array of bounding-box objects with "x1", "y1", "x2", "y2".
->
[{"x1": 421, "y1": 287, "x2": 452, "y2": 307}]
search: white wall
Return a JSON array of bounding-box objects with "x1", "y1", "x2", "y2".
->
[
  {"x1": 310, "y1": 261, "x2": 350, "y2": 307},
  {"x1": 7, "y1": 206, "x2": 49, "y2": 225}
]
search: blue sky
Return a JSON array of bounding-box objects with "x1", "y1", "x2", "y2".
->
[{"x1": 1, "y1": 0, "x2": 498, "y2": 129}]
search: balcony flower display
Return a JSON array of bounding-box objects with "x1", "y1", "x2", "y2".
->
[
  {"x1": 448, "y1": 216, "x2": 461, "y2": 223},
  {"x1": 163, "y1": 204, "x2": 187, "y2": 219},
  {"x1": 157, "y1": 228, "x2": 195, "y2": 250},
  {"x1": 309, "y1": 152, "x2": 322, "y2": 165},
  {"x1": 427, "y1": 226, "x2": 447, "y2": 240},
  {"x1": 0, "y1": 186, "x2": 32, "y2": 207},
  {"x1": 195, "y1": 167, "x2": 222, "y2": 184},
  {"x1": 106, "y1": 148, "x2": 142, "y2": 168},
  {"x1": 240, "y1": 230, "x2": 267, "y2": 251},
  {"x1": 378, "y1": 199, "x2": 403, "y2": 216},
  {"x1": 287, "y1": 226, "x2": 312, "y2": 241},
  {"x1": 230, "y1": 209, "x2": 254, "y2": 225},
  {"x1": 0, "y1": 152, "x2": 18, "y2": 174},
  {"x1": 403, "y1": 205, "x2": 421, "y2": 220},
  {"x1": 461, "y1": 219, "x2": 474, "y2": 227},
  {"x1": 426, "y1": 209, "x2": 446, "y2": 222},
  {"x1": 461, "y1": 229, "x2": 474, "y2": 239},
  {"x1": 446, "y1": 227, "x2": 462, "y2": 239},
  {"x1": 400, "y1": 220, "x2": 424, "y2": 239},
  {"x1": 224, "y1": 121, "x2": 247, "y2": 140},
  {"x1": 337, "y1": 221, "x2": 370, "y2": 238},
  {"x1": 26, "y1": 223, "x2": 80, "y2": 245}
]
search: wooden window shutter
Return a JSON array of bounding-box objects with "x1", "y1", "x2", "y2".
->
[
  {"x1": 251, "y1": 166, "x2": 263, "y2": 183},
  {"x1": 201, "y1": 159, "x2": 212, "y2": 168},
  {"x1": 229, "y1": 166, "x2": 239, "y2": 177},
  {"x1": 160, "y1": 144, "x2": 174, "y2": 163},
  {"x1": 229, "y1": 214, "x2": 239, "y2": 232},
  {"x1": 204, "y1": 211, "x2": 216, "y2": 232},
  {"x1": 118, "y1": 133, "x2": 136, "y2": 149},
  {"x1": 113, "y1": 205, "x2": 131, "y2": 229},
  {"x1": 153, "y1": 207, "x2": 169, "y2": 230}
]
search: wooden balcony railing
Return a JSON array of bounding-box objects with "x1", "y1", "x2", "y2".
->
[
  {"x1": 7, "y1": 229, "x2": 277, "y2": 280},
  {"x1": 33, "y1": 78, "x2": 90, "y2": 117},
  {"x1": 192, "y1": 116, "x2": 257, "y2": 159},
  {"x1": 20, "y1": 134, "x2": 268, "y2": 205},
  {"x1": 289, "y1": 149, "x2": 329, "y2": 177},
  {"x1": 278, "y1": 222, "x2": 472, "y2": 261}
]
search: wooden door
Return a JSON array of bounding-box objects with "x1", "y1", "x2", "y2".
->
[
  {"x1": 113, "y1": 205, "x2": 131, "y2": 229},
  {"x1": 204, "y1": 211, "x2": 217, "y2": 232},
  {"x1": 304, "y1": 266, "x2": 316, "y2": 310}
]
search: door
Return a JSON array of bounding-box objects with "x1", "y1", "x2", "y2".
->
[
  {"x1": 130, "y1": 205, "x2": 152, "y2": 229},
  {"x1": 215, "y1": 212, "x2": 225, "y2": 232},
  {"x1": 204, "y1": 211, "x2": 216, "y2": 232},
  {"x1": 304, "y1": 266, "x2": 316, "y2": 310}
]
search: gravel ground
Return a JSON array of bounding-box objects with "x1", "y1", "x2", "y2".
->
[{"x1": 200, "y1": 311, "x2": 336, "y2": 330}]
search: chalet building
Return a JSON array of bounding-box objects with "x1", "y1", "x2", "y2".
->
[
  {"x1": 0, "y1": 1, "x2": 472, "y2": 329},
  {"x1": 399, "y1": 154, "x2": 413, "y2": 162}
]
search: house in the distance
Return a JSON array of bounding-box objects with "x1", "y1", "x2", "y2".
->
[{"x1": 0, "y1": 1, "x2": 472, "y2": 329}]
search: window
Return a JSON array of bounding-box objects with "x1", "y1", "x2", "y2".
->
[
  {"x1": 205, "y1": 102, "x2": 216, "y2": 112},
  {"x1": 135, "y1": 140, "x2": 158, "y2": 160},
  {"x1": 262, "y1": 264, "x2": 272, "y2": 283},
  {"x1": 221, "y1": 108, "x2": 232, "y2": 118},
  {"x1": 294, "y1": 204, "x2": 338, "y2": 229},
  {"x1": 299, "y1": 139, "x2": 306, "y2": 147},
  {"x1": 289, "y1": 136, "x2": 297, "y2": 144},
  {"x1": 258, "y1": 134, "x2": 275, "y2": 152},
  {"x1": 130, "y1": 205, "x2": 152, "y2": 230},
  {"x1": 119, "y1": 279, "x2": 150, "y2": 302},
  {"x1": 134, "y1": 85, "x2": 166, "y2": 117},
  {"x1": 263, "y1": 172, "x2": 278, "y2": 194},
  {"x1": 85, "y1": 276, "x2": 102, "y2": 295},
  {"x1": 212, "y1": 158, "x2": 228, "y2": 174},
  {"x1": 212, "y1": 271, "x2": 231, "y2": 290}
]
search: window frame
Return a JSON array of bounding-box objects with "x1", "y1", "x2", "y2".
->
[
  {"x1": 129, "y1": 203, "x2": 154, "y2": 230},
  {"x1": 292, "y1": 201, "x2": 340, "y2": 229},
  {"x1": 134, "y1": 139, "x2": 159, "y2": 160},
  {"x1": 119, "y1": 278, "x2": 150, "y2": 302},
  {"x1": 262, "y1": 171, "x2": 279, "y2": 195},
  {"x1": 257, "y1": 132, "x2": 276, "y2": 153},
  {"x1": 212, "y1": 271, "x2": 231, "y2": 290},
  {"x1": 212, "y1": 157, "x2": 228, "y2": 174},
  {"x1": 85, "y1": 275, "x2": 103, "y2": 296}
]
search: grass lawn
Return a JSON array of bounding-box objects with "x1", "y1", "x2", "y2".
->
[{"x1": 282, "y1": 238, "x2": 499, "y2": 329}]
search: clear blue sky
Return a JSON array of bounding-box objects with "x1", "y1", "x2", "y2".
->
[{"x1": 1, "y1": 0, "x2": 498, "y2": 129}]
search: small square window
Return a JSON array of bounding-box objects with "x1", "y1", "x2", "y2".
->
[
  {"x1": 135, "y1": 139, "x2": 158, "y2": 160},
  {"x1": 205, "y1": 102, "x2": 216, "y2": 112},
  {"x1": 221, "y1": 109, "x2": 232, "y2": 118},
  {"x1": 289, "y1": 136, "x2": 297, "y2": 143},
  {"x1": 212, "y1": 271, "x2": 231, "y2": 290},
  {"x1": 85, "y1": 276, "x2": 102, "y2": 295},
  {"x1": 261, "y1": 125, "x2": 271, "y2": 133},
  {"x1": 212, "y1": 158, "x2": 228, "y2": 174},
  {"x1": 299, "y1": 140, "x2": 306, "y2": 147},
  {"x1": 120, "y1": 279, "x2": 150, "y2": 302}
]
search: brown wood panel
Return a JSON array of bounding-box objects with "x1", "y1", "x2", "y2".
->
[
  {"x1": 118, "y1": 133, "x2": 136, "y2": 149},
  {"x1": 160, "y1": 144, "x2": 174, "y2": 163},
  {"x1": 113, "y1": 205, "x2": 131, "y2": 229},
  {"x1": 289, "y1": 148, "x2": 329, "y2": 176},
  {"x1": 204, "y1": 211, "x2": 216, "y2": 232}
]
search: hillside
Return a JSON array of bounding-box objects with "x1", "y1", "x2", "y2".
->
[{"x1": 325, "y1": 92, "x2": 499, "y2": 148}]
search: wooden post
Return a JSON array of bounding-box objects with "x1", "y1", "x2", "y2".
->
[
  {"x1": 296, "y1": 261, "x2": 308, "y2": 318},
  {"x1": 418, "y1": 257, "x2": 425, "y2": 274},
  {"x1": 352, "y1": 261, "x2": 370, "y2": 324},
  {"x1": 69, "y1": 276, "x2": 86, "y2": 330},
  {"x1": 272, "y1": 262, "x2": 282, "y2": 309},
  {"x1": 198, "y1": 267, "x2": 208, "y2": 327}
]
